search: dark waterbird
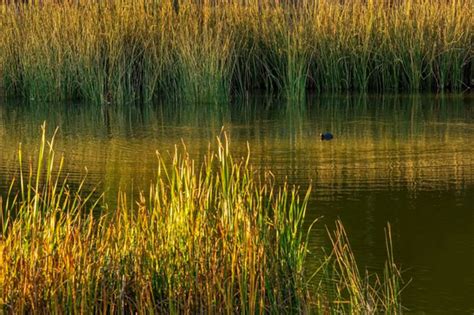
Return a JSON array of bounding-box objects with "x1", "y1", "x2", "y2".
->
[{"x1": 320, "y1": 132, "x2": 334, "y2": 141}]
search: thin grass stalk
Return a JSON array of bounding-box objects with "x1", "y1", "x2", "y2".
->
[{"x1": 316, "y1": 219, "x2": 403, "y2": 314}]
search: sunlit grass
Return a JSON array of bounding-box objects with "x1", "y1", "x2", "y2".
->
[
  {"x1": 0, "y1": 124, "x2": 312, "y2": 313},
  {"x1": 316, "y1": 221, "x2": 404, "y2": 314},
  {"x1": 0, "y1": 0, "x2": 471, "y2": 105},
  {"x1": 0, "y1": 123, "x2": 404, "y2": 313}
]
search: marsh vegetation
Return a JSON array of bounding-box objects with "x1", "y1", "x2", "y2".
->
[
  {"x1": 0, "y1": 1, "x2": 472, "y2": 312},
  {"x1": 0, "y1": 125, "x2": 404, "y2": 313},
  {"x1": 0, "y1": 0, "x2": 472, "y2": 105}
]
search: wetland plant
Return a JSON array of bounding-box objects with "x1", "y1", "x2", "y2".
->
[
  {"x1": 0, "y1": 0, "x2": 472, "y2": 105},
  {"x1": 0, "y1": 124, "x2": 403, "y2": 313}
]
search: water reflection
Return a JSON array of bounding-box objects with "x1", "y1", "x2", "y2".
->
[
  {"x1": 1, "y1": 94, "x2": 472, "y2": 203},
  {"x1": 0, "y1": 94, "x2": 473, "y2": 313}
]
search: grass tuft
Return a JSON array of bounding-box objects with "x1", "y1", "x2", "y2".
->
[{"x1": 313, "y1": 220, "x2": 405, "y2": 314}]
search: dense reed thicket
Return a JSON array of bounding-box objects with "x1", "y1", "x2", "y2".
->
[
  {"x1": 1, "y1": 126, "x2": 312, "y2": 313},
  {"x1": 0, "y1": 0, "x2": 472, "y2": 104},
  {"x1": 0, "y1": 124, "x2": 403, "y2": 313},
  {"x1": 0, "y1": 125, "x2": 403, "y2": 313}
]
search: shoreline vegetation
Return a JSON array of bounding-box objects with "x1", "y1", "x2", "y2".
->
[
  {"x1": 0, "y1": 0, "x2": 472, "y2": 105},
  {"x1": 0, "y1": 124, "x2": 403, "y2": 313}
]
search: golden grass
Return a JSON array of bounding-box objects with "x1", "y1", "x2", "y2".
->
[
  {"x1": 0, "y1": 123, "x2": 404, "y2": 313},
  {"x1": 0, "y1": 0, "x2": 471, "y2": 104},
  {"x1": 0, "y1": 124, "x2": 312, "y2": 313}
]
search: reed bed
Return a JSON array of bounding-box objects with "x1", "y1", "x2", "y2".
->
[
  {"x1": 0, "y1": 0, "x2": 472, "y2": 105},
  {"x1": 1, "y1": 124, "x2": 314, "y2": 313},
  {"x1": 0, "y1": 124, "x2": 403, "y2": 313}
]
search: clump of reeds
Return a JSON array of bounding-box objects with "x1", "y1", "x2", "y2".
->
[
  {"x1": 0, "y1": 0, "x2": 471, "y2": 104},
  {"x1": 314, "y1": 220, "x2": 404, "y2": 314},
  {"x1": 0, "y1": 123, "x2": 312, "y2": 313},
  {"x1": 0, "y1": 124, "x2": 404, "y2": 313},
  {"x1": 171, "y1": 3, "x2": 236, "y2": 104}
]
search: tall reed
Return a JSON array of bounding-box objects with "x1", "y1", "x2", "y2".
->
[
  {"x1": 0, "y1": 124, "x2": 312, "y2": 313},
  {"x1": 314, "y1": 220, "x2": 404, "y2": 314},
  {"x1": 172, "y1": 3, "x2": 236, "y2": 103},
  {"x1": 1, "y1": 0, "x2": 471, "y2": 105},
  {"x1": 0, "y1": 124, "x2": 404, "y2": 313}
]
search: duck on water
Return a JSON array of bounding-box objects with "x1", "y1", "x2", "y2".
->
[{"x1": 320, "y1": 132, "x2": 333, "y2": 141}]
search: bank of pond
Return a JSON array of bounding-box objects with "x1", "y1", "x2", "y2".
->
[{"x1": 0, "y1": 0, "x2": 472, "y2": 106}]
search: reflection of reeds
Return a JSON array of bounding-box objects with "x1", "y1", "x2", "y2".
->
[
  {"x1": 0, "y1": 94, "x2": 472, "y2": 197},
  {"x1": 0, "y1": 1, "x2": 472, "y2": 105},
  {"x1": 250, "y1": 94, "x2": 473, "y2": 192}
]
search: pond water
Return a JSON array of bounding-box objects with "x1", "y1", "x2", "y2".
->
[{"x1": 1, "y1": 94, "x2": 473, "y2": 313}]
